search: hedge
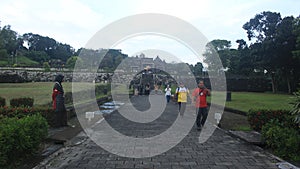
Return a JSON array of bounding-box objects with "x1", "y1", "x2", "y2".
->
[
  {"x1": 262, "y1": 120, "x2": 300, "y2": 161},
  {"x1": 0, "y1": 97, "x2": 5, "y2": 107},
  {"x1": 10, "y1": 97, "x2": 34, "y2": 107},
  {"x1": 247, "y1": 109, "x2": 293, "y2": 131},
  {"x1": 0, "y1": 106, "x2": 56, "y2": 127},
  {"x1": 0, "y1": 114, "x2": 48, "y2": 167}
]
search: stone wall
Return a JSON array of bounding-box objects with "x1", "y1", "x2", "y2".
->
[{"x1": 0, "y1": 70, "x2": 114, "y2": 83}]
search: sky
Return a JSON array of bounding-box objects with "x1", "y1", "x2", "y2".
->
[{"x1": 0, "y1": 0, "x2": 299, "y2": 64}]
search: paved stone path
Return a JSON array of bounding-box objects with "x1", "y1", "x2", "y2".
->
[{"x1": 38, "y1": 95, "x2": 280, "y2": 169}]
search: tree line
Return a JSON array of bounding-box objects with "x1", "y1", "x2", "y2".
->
[
  {"x1": 0, "y1": 26, "x2": 128, "y2": 69},
  {"x1": 0, "y1": 11, "x2": 299, "y2": 93},
  {"x1": 204, "y1": 11, "x2": 300, "y2": 93}
]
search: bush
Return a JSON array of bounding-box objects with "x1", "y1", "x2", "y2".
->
[
  {"x1": 0, "y1": 97, "x2": 5, "y2": 107},
  {"x1": 43, "y1": 62, "x2": 51, "y2": 72},
  {"x1": 10, "y1": 97, "x2": 34, "y2": 107},
  {"x1": 0, "y1": 106, "x2": 56, "y2": 127},
  {"x1": 247, "y1": 109, "x2": 292, "y2": 131},
  {"x1": 262, "y1": 120, "x2": 300, "y2": 161},
  {"x1": 95, "y1": 84, "x2": 111, "y2": 95},
  {"x1": 290, "y1": 87, "x2": 300, "y2": 124},
  {"x1": 0, "y1": 114, "x2": 48, "y2": 167}
]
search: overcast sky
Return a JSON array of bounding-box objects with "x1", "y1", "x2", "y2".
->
[{"x1": 0, "y1": 0, "x2": 299, "y2": 64}]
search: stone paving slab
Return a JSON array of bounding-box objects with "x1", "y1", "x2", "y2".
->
[
  {"x1": 37, "y1": 129, "x2": 281, "y2": 169},
  {"x1": 35, "y1": 95, "x2": 283, "y2": 169},
  {"x1": 228, "y1": 130, "x2": 264, "y2": 146}
]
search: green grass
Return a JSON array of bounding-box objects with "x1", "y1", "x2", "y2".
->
[
  {"x1": 0, "y1": 60, "x2": 8, "y2": 66},
  {"x1": 0, "y1": 55, "x2": 39, "y2": 67},
  {"x1": 111, "y1": 83, "x2": 133, "y2": 94},
  {"x1": 232, "y1": 125, "x2": 252, "y2": 131},
  {"x1": 0, "y1": 82, "x2": 103, "y2": 106},
  {"x1": 0, "y1": 82, "x2": 295, "y2": 112},
  {"x1": 223, "y1": 92, "x2": 294, "y2": 112},
  {"x1": 15, "y1": 55, "x2": 39, "y2": 66}
]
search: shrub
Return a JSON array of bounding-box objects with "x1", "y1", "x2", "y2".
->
[
  {"x1": 10, "y1": 97, "x2": 34, "y2": 107},
  {"x1": 0, "y1": 97, "x2": 5, "y2": 107},
  {"x1": 290, "y1": 87, "x2": 300, "y2": 124},
  {"x1": 0, "y1": 106, "x2": 56, "y2": 127},
  {"x1": 95, "y1": 84, "x2": 111, "y2": 95},
  {"x1": 43, "y1": 62, "x2": 51, "y2": 72},
  {"x1": 247, "y1": 109, "x2": 292, "y2": 131},
  {"x1": 262, "y1": 120, "x2": 300, "y2": 161},
  {"x1": 0, "y1": 114, "x2": 48, "y2": 167}
]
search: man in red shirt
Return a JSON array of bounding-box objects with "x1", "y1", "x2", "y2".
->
[{"x1": 192, "y1": 80, "x2": 211, "y2": 131}]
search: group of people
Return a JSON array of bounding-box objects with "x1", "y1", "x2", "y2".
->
[
  {"x1": 52, "y1": 74, "x2": 210, "y2": 131},
  {"x1": 165, "y1": 80, "x2": 210, "y2": 131}
]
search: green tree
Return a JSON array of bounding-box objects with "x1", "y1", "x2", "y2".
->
[
  {"x1": 203, "y1": 39, "x2": 232, "y2": 73},
  {"x1": 66, "y1": 56, "x2": 83, "y2": 69},
  {"x1": 203, "y1": 40, "x2": 228, "y2": 73},
  {"x1": 275, "y1": 16, "x2": 298, "y2": 93},
  {"x1": 243, "y1": 11, "x2": 282, "y2": 93},
  {"x1": 235, "y1": 39, "x2": 255, "y2": 76},
  {"x1": 0, "y1": 25, "x2": 19, "y2": 55},
  {"x1": 23, "y1": 33, "x2": 74, "y2": 62},
  {"x1": 193, "y1": 62, "x2": 204, "y2": 76},
  {"x1": 24, "y1": 50, "x2": 49, "y2": 64},
  {"x1": 43, "y1": 62, "x2": 51, "y2": 71}
]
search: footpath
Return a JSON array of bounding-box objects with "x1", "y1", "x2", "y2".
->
[{"x1": 34, "y1": 95, "x2": 299, "y2": 169}]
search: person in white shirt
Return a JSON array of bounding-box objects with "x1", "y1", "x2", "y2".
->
[{"x1": 165, "y1": 85, "x2": 172, "y2": 103}]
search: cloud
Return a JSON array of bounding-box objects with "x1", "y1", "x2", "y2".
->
[
  {"x1": 113, "y1": 35, "x2": 202, "y2": 65},
  {"x1": 0, "y1": 0, "x2": 103, "y2": 49},
  {"x1": 1, "y1": 0, "x2": 300, "y2": 51},
  {"x1": 134, "y1": 0, "x2": 210, "y2": 21}
]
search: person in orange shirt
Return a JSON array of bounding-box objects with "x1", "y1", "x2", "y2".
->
[{"x1": 192, "y1": 80, "x2": 211, "y2": 131}]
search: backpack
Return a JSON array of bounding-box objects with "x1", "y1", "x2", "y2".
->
[{"x1": 174, "y1": 87, "x2": 180, "y2": 101}]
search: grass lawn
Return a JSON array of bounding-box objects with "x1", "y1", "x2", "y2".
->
[
  {"x1": 0, "y1": 82, "x2": 295, "y2": 112},
  {"x1": 209, "y1": 91, "x2": 294, "y2": 113},
  {"x1": 0, "y1": 82, "x2": 104, "y2": 106}
]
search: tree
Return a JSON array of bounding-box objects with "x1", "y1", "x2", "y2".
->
[
  {"x1": 235, "y1": 39, "x2": 255, "y2": 76},
  {"x1": 275, "y1": 16, "x2": 298, "y2": 93},
  {"x1": 193, "y1": 62, "x2": 204, "y2": 76},
  {"x1": 203, "y1": 40, "x2": 230, "y2": 73},
  {"x1": 23, "y1": 33, "x2": 56, "y2": 52},
  {"x1": 66, "y1": 56, "x2": 83, "y2": 69},
  {"x1": 243, "y1": 11, "x2": 282, "y2": 93},
  {"x1": 23, "y1": 33, "x2": 74, "y2": 62},
  {"x1": 24, "y1": 50, "x2": 49, "y2": 64},
  {"x1": 43, "y1": 62, "x2": 51, "y2": 72},
  {"x1": 203, "y1": 39, "x2": 233, "y2": 74},
  {"x1": 243, "y1": 11, "x2": 281, "y2": 43},
  {"x1": 0, "y1": 25, "x2": 19, "y2": 56}
]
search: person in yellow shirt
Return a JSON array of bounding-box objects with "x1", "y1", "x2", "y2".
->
[{"x1": 176, "y1": 82, "x2": 189, "y2": 116}]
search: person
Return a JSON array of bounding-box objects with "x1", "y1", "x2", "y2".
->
[
  {"x1": 145, "y1": 83, "x2": 150, "y2": 95},
  {"x1": 52, "y1": 74, "x2": 67, "y2": 127},
  {"x1": 165, "y1": 85, "x2": 172, "y2": 103},
  {"x1": 192, "y1": 80, "x2": 211, "y2": 131},
  {"x1": 134, "y1": 84, "x2": 139, "y2": 96},
  {"x1": 176, "y1": 82, "x2": 189, "y2": 116}
]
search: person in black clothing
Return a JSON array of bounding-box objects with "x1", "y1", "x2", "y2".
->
[{"x1": 52, "y1": 74, "x2": 67, "y2": 127}]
